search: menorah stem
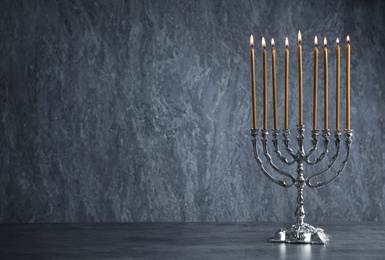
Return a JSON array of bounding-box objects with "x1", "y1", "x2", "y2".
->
[
  {"x1": 295, "y1": 125, "x2": 306, "y2": 226},
  {"x1": 295, "y1": 162, "x2": 306, "y2": 227},
  {"x1": 296, "y1": 125, "x2": 305, "y2": 156}
]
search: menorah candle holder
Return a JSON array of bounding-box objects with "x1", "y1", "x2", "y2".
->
[{"x1": 251, "y1": 125, "x2": 353, "y2": 244}]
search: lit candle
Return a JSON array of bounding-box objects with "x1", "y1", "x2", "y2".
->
[
  {"x1": 323, "y1": 37, "x2": 328, "y2": 130},
  {"x1": 313, "y1": 36, "x2": 318, "y2": 130},
  {"x1": 250, "y1": 35, "x2": 257, "y2": 129},
  {"x1": 271, "y1": 38, "x2": 278, "y2": 130},
  {"x1": 285, "y1": 37, "x2": 289, "y2": 130},
  {"x1": 336, "y1": 38, "x2": 340, "y2": 130},
  {"x1": 262, "y1": 37, "x2": 268, "y2": 129},
  {"x1": 298, "y1": 31, "x2": 303, "y2": 125},
  {"x1": 346, "y1": 35, "x2": 350, "y2": 130}
]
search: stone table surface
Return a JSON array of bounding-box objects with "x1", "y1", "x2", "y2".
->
[{"x1": 0, "y1": 222, "x2": 384, "y2": 259}]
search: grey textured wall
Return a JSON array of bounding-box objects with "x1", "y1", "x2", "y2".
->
[{"x1": 0, "y1": 0, "x2": 384, "y2": 222}]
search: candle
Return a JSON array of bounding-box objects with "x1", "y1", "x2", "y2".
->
[
  {"x1": 323, "y1": 37, "x2": 328, "y2": 130},
  {"x1": 285, "y1": 37, "x2": 289, "y2": 130},
  {"x1": 262, "y1": 37, "x2": 268, "y2": 129},
  {"x1": 313, "y1": 36, "x2": 318, "y2": 130},
  {"x1": 336, "y1": 38, "x2": 340, "y2": 130},
  {"x1": 298, "y1": 31, "x2": 303, "y2": 125},
  {"x1": 271, "y1": 38, "x2": 278, "y2": 130},
  {"x1": 250, "y1": 35, "x2": 257, "y2": 129},
  {"x1": 346, "y1": 35, "x2": 351, "y2": 130}
]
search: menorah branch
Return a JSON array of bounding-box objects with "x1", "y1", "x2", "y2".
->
[
  {"x1": 251, "y1": 129, "x2": 295, "y2": 188},
  {"x1": 272, "y1": 129, "x2": 296, "y2": 165},
  {"x1": 306, "y1": 130, "x2": 352, "y2": 188},
  {"x1": 282, "y1": 129, "x2": 296, "y2": 158},
  {"x1": 305, "y1": 130, "x2": 343, "y2": 188},
  {"x1": 304, "y1": 130, "x2": 319, "y2": 159},
  {"x1": 261, "y1": 130, "x2": 297, "y2": 183},
  {"x1": 305, "y1": 130, "x2": 331, "y2": 165}
]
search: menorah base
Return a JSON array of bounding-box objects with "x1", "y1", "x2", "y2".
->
[{"x1": 269, "y1": 223, "x2": 330, "y2": 245}]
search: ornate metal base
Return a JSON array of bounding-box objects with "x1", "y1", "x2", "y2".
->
[{"x1": 269, "y1": 223, "x2": 330, "y2": 245}]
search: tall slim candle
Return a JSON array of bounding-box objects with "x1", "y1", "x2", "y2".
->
[
  {"x1": 250, "y1": 35, "x2": 257, "y2": 129},
  {"x1": 323, "y1": 37, "x2": 329, "y2": 130},
  {"x1": 313, "y1": 36, "x2": 318, "y2": 130},
  {"x1": 298, "y1": 31, "x2": 303, "y2": 125},
  {"x1": 271, "y1": 38, "x2": 278, "y2": 130},
  {"x1": 285, "y1": 37, "x2": 289, "y2": 130},
  {"x1": 262, "y1": 37, "x2": 268, "y2": 129},
  {"x1": 336, "y1": 38, "x2": 340, "y2": 130},
  {"x1": 346, "y1": 35, "x2": 351, "y2": 130}
]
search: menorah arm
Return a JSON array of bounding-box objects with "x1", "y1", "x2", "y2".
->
[
  {"x1": 304, "y1": 130, "x2": 319, "y2": 160},
  {"x1": 260, "y1": 130, "x2": 296, "y2": 185},
  {"x1": 305, "y1": 130, "x2": 331, "y2": 165},
  {"x1": 251, "y1": 129, "x2": 295, "y2": 188},
  {"x1": 272, "y1": 130, "x2": 296, "y2": 165},
  {"x1": 282, "y1": 129, "x2": 296, "y2": 158},
  {"x1": 306, "y1": 130, "x2": 352, "y2": 188}
]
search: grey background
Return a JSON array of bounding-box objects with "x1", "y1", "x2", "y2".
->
[{"x1": 0, "y1": 0, "x2": 384, "y2": 223}]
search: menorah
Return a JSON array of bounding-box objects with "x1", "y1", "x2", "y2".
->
[
  {"x1": 251, "y1": 126, "x2": 353, "y2": 244},
  {"x1": 248, "y1": 32, "x2": 353, "y2": 244}
]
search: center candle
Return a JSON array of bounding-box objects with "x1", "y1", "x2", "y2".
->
[
  {"x1": 271, "y1": 38, "x2": 278, "y2": 130},
  {"x1": 285, "y1": 37, "x2": 289, "y2": 130},
  {"x1": 324, "y1": 37, "x2": 329, "y2": 130},
  {"x1": 298, "y1": 31, "x2": 303, "y2": 125},
  {"x1": 313, "y1": 36, "x2": 318, "y2": 130}
]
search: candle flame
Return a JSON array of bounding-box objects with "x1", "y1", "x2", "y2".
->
[
  {"x1": 262, "y1": 37, "x2": 266, "y2": 48},
  {"x1": 250, "y1": 34, "x2": 254, "y2": 47},
  {"x1": 271, "y1": 38, "x2": 275, "y2": 47},
  {"x1": 323, "y1": 37, "x2": 327, "y2": 46},
  {"x1": 347, "y1": 35, "x2": 350, "y2": 43},
  {"x1": 285, "y1": 37, "x2": 289, "y2": 47},
  {"x1": 314, "y1": 36, "x2": 318, "y2": 46},
  {"x1": 336, "y1": 38, "x2": 340, "y2": 45},
  {"x1": 298, "y1": 31, "x2": 302, "y2": 43}
]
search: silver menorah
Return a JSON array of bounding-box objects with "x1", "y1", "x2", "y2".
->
[{"x1": 251, "y1": 125, "x2": 353, "y2": 244}]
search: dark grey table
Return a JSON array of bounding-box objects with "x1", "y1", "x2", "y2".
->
[{"x1": 0, "y1": 222, "x2": 384, "y2": 259}]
